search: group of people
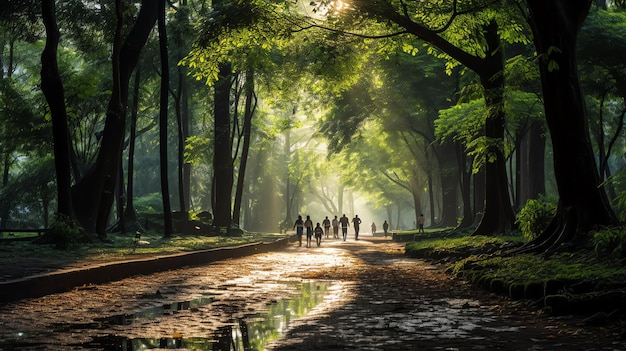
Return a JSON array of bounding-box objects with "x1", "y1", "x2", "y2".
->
[
  {"x1": 293, "y1": 214, "x2": 395, "y2": 247},
  {"x1": 294, "y1": 214, "x2": 425, "y2": 246}
]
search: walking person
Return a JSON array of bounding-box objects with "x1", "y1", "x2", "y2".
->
[
  {"x1": 323, "y1": 216, "x2": 331, "y2": 239},
  {"x1": 304, "y1": 215, "x2": 314, "y2": 247},
  {"x1": 383, "y1": 220, "x2": 389, "y2": 237},
  {"x1": 371, "y1": 222, "x2": 377, "y2": 236},
  {"x1": 332, "y1": 215, "x2": 339, "y2": 239},
  {"x1": 293, "y1": 215, "x2": 304, "y2": 247},
  {"x1": 352, "y1": 214, "x2": 362, "y2": 240},
  {"x1": 339, "y1": 214, "x2": 349, "y2": 241},
  {"x1": 418, "y1": 214, "x2": 425, "y2": 233},
  {"x1": 314, "y1": 223, "x2": 324, "y2": 247}
]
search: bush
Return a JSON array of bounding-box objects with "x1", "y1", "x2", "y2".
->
[
  {"x1": 592, "y1": 226, "x2": 626, "y2": 259},
  {"x1": 134, "y1": 193, "x2": 163, "y2": 213},
  {"x1": 46, "y1": 214, "x2": 86, "y2": 249},
  {"x1": 515, "y1": 197, "x2": 557, "y2": 240}
]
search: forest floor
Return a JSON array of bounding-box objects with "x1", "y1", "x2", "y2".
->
[{"x1": 0, "y1": 235, "x2": 624, "y2": 350}]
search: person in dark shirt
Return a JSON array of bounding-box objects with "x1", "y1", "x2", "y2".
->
[
  {"x1": 293, "y1": 215, "x2": 304, "y2": 246},
  {"x1": 314, "y1": 223, "x2": 324, "y2": 247},
  {"x1": 352, "y1": 214, "x2": 362, "y2": 240},
  {"x1": 323, "y1": 216, "x2": 331, "y2": 239},
  {"x1": 332, "y1": 216, "x2": 339, "y2": 239},
  {"x1": 339, "y1": 214, "x2": 349, "y2": 241},
  {"x1": 304, "y1": 215, "x2": 314, "y2": 247}
]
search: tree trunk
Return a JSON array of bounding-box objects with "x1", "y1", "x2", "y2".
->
[
  {"x1": 472, "y1": 21, "x2": 515, "y2": 235},
  {"x1": 172, "y1": 66, "x2": 188, "y2": 215},
  {"x1": 426, "y1": 160, "x2": 435, "y2": 227},
  {"x1": 124, "y1": 65, "x2": 141, "y2": 224},
  {"x1": 457, "y1": 141, "x2": 474, "y2": 229},
  {"x1": 283, "y1": 128, "x2": 292, "y2": 227},
  {"x1": 233, "y1": 69, "x2": 255, "y2": 227},
  {"x1": 158, "y1": 0, "x2": 173, "y2": 237},
  {"x1": 437, "y1": 142, "x2": 459, "y2": 227},
  {"x1": 473, "y1": 169, "x2": 485, "y2": 226},
  {"x1": 519, "y1": 119, "x2": 546, "y2": 206},
  {"x1": 212, "y1": 62, "x2": 234, "y2": 233},
  {"x1": 181, "y1": 73, "x2": 191, "y2": 212},
  {"x1": 409, "y1": 173, "x2": 422, "y2": 229},
  {"x1": 1, "y1": 154, "x2": 11, "y2": 229},
  {"x1": 174, "y1": 78, "x2": 187, "y2": 215},
  {"x1": 338, "y1": 184, "x2": 344, "y2": 217},
  {"x1": 518, "y1": 0, "x2": 617, "y2": 253},
  {"x1": 116, "y1": 156, "x2": 125, "y2": 233},
  {"x1": 40, "y1": 0, "x2": 76, "y2": 222},
  {"x1": 71, "y1": 0, "x2": 157, "y2": 236}
]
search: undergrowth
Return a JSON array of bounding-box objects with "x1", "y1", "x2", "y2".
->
[
  {"x1": 406, "y1": 234, "x2": 525, "y2": 252},
  {"x1": 449, "y1": 251, "x2": 626, "y2": 283}
]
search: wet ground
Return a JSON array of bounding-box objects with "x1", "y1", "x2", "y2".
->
[{"x1": 0, "y1": 235, "x2": 623, "y2": 350}]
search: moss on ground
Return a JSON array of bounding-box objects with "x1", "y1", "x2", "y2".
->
[{"x1": 404, "y1": 231, "x2": 626, "y2": 311}]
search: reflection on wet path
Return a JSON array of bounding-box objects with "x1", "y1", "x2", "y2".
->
[{"x1": 0, "y1": 282, "x2": 329, "y2": 350}]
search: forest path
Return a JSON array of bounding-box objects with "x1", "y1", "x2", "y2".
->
[{"x1": 0, "y1": 235, "x2": 621, "y2": 350}]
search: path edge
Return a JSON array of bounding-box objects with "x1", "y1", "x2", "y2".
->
[{"x1": 0, "y1": 236, "x2": 293, "y2": 304}]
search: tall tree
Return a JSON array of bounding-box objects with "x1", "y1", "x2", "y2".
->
[
  {"x1": 211, "y1": 61, "x2": 234, "y2": 233},
  {"x1": 124, "y1": 65, "x2": 141, "y2": 226},
  {"x1": 232, "y1": 69, "x2": 256, "y2": 227},
  {"x1": 40, "y1": 0, "x2": 76, "y2": 223},
  {"x1": 158, "y1": 0, "x2": 173, "y2": 236},
  {"x1": 40, "y1": 0, "x2": 158, "y2": 237},
  {"x1": 517, "y1": 0, "x2": 618, "y2": 253},
  {"x1": 311, "y1": 0, "x2": 519, "y2": 234}
]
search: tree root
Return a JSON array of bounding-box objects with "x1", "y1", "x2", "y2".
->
[{"x1": 509, "y1": 206, "x2": 577, "y2": 256}]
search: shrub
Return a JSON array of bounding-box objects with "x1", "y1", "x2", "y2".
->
[
  {"x1": 134, "y1": 193, "x2": 163, "y2": 214},
  {"x1": 515, "y1": 197, "x2": 557, "y2": 240},
  {"x1": 592, "y1": 226, "x2": 626, "y2": 259},
  {"x1": 47, "y1": 214, "x2": 86, "y2": 249}
]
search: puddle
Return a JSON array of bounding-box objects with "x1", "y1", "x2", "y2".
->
[
  {"x1": 49, "y1": 297, "x2": 215, "y2": 332},
  {"x1": 0, "y1": 282, "x2": 329, "y2": 350}
]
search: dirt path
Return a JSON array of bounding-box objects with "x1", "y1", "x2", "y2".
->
[{"x1": 0, "y1": 236, "x2": 622, "y2": 350}]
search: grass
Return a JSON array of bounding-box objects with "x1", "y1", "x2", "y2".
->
[
  {"x1": 0, "y1": 230, "x2": 290, "y2": 266},
  {"x1": 404, "y1": 231, "x2": 626, "y2": 293},
  {"x1": 406, "y1": 233, "x2": 525, "y2": 251},
  {"x1": 450, "y1": 250, "x2": 626, "y2": 283}
]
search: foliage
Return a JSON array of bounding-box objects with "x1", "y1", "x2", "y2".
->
[
  {"x1": 134, "y1": 193, "x2": 164, "y2": 214},
  {"x1": 449, "y1": 250, "x2": 626, "y2": 284},
  {"x1": 320, "y1": 78, "x2": 376, "y2": 153},
  {"x1": 45, "y1": 214, "x2": 87, "y2": 250},
  {"x1": 592, "y1": 226, "x2": 626, "y2": 259},
  {"x1": 515, "y1": 197, "x2": 557, "y2": 240},
  {"x1": 183, "y1": 0, "x2": 289, "y2": 85},
  {"x1": 185, "y1": 135, "x2": 213, "y2": 166}
]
